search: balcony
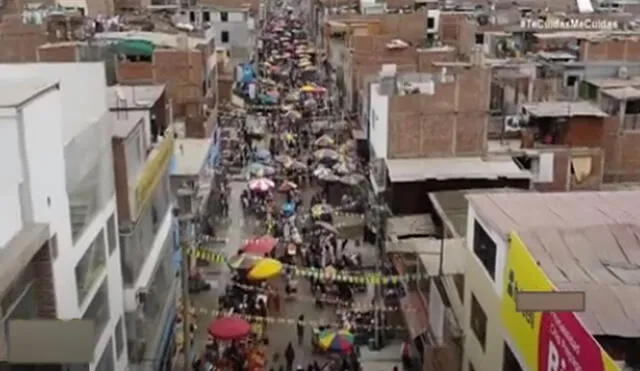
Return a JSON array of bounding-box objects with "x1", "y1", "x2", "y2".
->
[
  {"x1": 114, "y1": 120, "x2": 175, "y2": 226},
  {"x1": 133, "y1": 134, "x2": 175, "y2": 219},
  {"x1": 65, "y1": 114, "x2": 115, "y2": 243}
]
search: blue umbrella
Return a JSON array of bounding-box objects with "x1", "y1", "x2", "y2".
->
[
  {"x1": 248, "y1": 162, "x2": 265, "y2": 174},
  {"x1": 255, "y1": 149, "x2": 271, "y2": 160},
  {"x1": 282, "y1": 202, "x2": 296, "y2": 216}
]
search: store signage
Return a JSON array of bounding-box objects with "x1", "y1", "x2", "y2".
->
[
  {"x1": 502, "y1": 233, "x2": 620, "y2": 371},
  {"x1": 135, "y1": 135, "x2": 175, "y2": 216}
]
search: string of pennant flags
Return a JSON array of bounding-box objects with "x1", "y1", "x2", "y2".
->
[
  {"x1": 191, "y1": 307, "x2": 410, "y2": 331},
  {"x1": 188, "y1": 247, "x2": 428, "y2": 284},
  {"x1": 230, "y1": 282, "x2": 420, "y2": 313}
]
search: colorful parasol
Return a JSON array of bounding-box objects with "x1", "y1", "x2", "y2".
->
[
  {"x1": 277, "y1": 180, "x2": 298, "y2": 193},
  {"x1": 300, "y1": 84, "x2": 316, "y2": 92},
  {"x1": 275, "y1": 154, "x2": 294, "y2": 165},
  {"x1": 247, "y1": 258, "x2": 283, "y2": 280},
  {"x1": 208, "y1": 316, "x2": 251, "y2": 340},
  {"x1": 317, "y1": 330, "x2": 354, "y2": 353},
  {"x1": 314, "y1": 135, "x2": 334, "y2": 148},
  {"x1": 248, "y1": 163, "x2": 276, "y2": 176},
  {"x1": 314, "y1": 149, "x2": 340, "y2": 161},
  {"x1": 248, "y1": 178, "x2": 275, "y2": 192},
  {"x1": 242, "y1": 236, "x2": 278, "y2": 255},
  {"x1": 311, "y1": 203, "x2": 333, "y2": 218},
  {"x1": 227, "y1": 253, "x2": 262, "y2": 270}
]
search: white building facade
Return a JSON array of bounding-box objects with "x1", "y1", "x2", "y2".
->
[{"x1": 0, "y1": 63, "x2": 128, "y2": 370}]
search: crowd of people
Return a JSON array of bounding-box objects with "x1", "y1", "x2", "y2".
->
[{"x1": 184, "y1": 0, "x2": 393, "y2": 368}]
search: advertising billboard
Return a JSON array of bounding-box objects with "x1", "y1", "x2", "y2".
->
[{"x1": 501, "y1": 232, "x2": 620, "y2": 371}]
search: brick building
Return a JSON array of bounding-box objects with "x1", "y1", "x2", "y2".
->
[{"x1": 93, "y1": 31, "x2": 218, "y2": 139}]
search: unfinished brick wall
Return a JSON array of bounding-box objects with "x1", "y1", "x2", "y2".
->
[
  {"x1": 0, "y1": 16, "x2": 47, "y2": 63},
  {"x1": 601, "y1": 115, "x2": 640, "y2": 183},
  {"x1": 580, "y1": 38, "x2": 640, "y2": 62},
  {"x1": 387, "y1": 66, "x2": 489, "y2": 158},
  {"x1": 117, "y1": 48, "x2": 210, "y2": 119},
  {"x1": 36, "y1": 43, "x2": 78, "y2": 62},
  {"x1": 533, "y1": 148, "x2": 605, "y2": 192},
  {"x1": 533, "y1": 150, "x2": 570, "y2": 192},
  {"x1": 350, "y1": 35, "x2": 456, "y2": 90},
  {"x1": 439, "y1": 12, "x2": 468, "y2": 47}
]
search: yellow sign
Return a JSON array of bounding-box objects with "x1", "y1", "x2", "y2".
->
[
  {"x1": 502, "y1": 233, "x2": 552, "y2": 370},
  {"x1": 135, "y1": 135, "x2": 175, "y2": 216},
  {"x1": 502, "y1": 233, "x2": 620, "y2": 371}
]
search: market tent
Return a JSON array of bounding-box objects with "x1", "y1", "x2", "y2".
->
[{"x1": 116, "y1": 39, "x2": 156, "y2": 57}]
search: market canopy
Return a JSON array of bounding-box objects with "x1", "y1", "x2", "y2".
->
[{"x1": 115, "y1": 39, "x2": 156, "y2": 57}]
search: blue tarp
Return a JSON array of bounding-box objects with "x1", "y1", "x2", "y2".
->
[{"x1": 240, "y1": 63, "x2": 256, "y2": 84}]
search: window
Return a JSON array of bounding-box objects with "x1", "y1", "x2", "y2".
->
[
  {"x1": 566, "y1": 75, "x2": 578, "y2": 87},
  {"x1": 49, "y1": 235, "x2": 58, "y2": 260},
  {"x1": 220, "y1": 11, "x2": 228, "y2": 22},
  {"x1": 82, "y1": 279, "x2": 111, "y2": 344},
  {"x1": 189, "y1": 11, "x2": 195, "y2": 23},
  {"x1": 203, "y1": 11, "x2": 210, "y2": 22},
  {"x1": 475, "y1": 33, "x2": 484, "y2": 44},
  {"x1": 473, "y1": 220, "x2": 497, "y2": 279},
  {"x1": 453, "y1": 274, "x2": 464, "y2": 302},
  {"x1": 1, "y1": 266, "x2": 35, "y2": 315},
  {"x1": 107, "y1": 215, "x2": 117, "y2": 255},
  {"x1": 75, "y1": 231, "x2": 107, "y2": 305},
  {"x1": 503, "y1": 342, "x2": 524, "y2": 371},
  {"x1": 115, "y1": 317, "x2": 125, "y2": 358},
  {"x1": 125, "y1": 130, "x2": 145, "y2": 185},
  {"x1": 427, "y1": 17, "x2": 435, "y2": 29},
  {"x1": 95, "y1": 338, "x2": 114, "y2": 371},
  {"x1": 470, "y1": 294, "x2": 487, "y2": 351},
  {"x1": 221, "y1": 31, "x2": 230, "y2": 43}
]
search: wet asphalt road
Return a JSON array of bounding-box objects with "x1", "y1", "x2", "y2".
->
[{"x1": 190, "y1": 179, "x2": 380, "y2": 370}]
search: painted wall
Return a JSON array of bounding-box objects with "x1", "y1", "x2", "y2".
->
[
  {"x1": 462, "y1": 206, "x2": 509, "y2": 371},
  {"x1": 0, "y1": 63, "x2": 109, "y2": 146},
  {"x1": 368, "y1": 83, "x2": 389, "y2": 159},
  {"x1": 0, "y1": 64, "x2": 127, "y2": 370},
  {"x1": 0, "y1": 83, "x2": 126, "y2": 370},
  {"x1": 123, "y1": 207, "x2": 175, "y2": 310}
]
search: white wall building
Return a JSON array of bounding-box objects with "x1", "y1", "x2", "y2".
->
[
  {"x1": 0, "y1": 63, "x2": 128, "y2": 370},
  {"x1": 178, "y1": 7, "x2": 255, "y2": 58}
]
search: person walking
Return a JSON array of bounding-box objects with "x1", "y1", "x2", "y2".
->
[
  {"x1": 285, "y1": 342, "x2": 295, "y2": 371},
  {"x1": 296, "y1": 314, "x2": 305, "y2": 345}
]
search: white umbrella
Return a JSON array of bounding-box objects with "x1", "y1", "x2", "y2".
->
[
  {"x1": 248, "y1": 178, "x2": 275, "y2": 192},
  {"x1": 313, "y1": 166, "x2": 332, "y2": 178}
]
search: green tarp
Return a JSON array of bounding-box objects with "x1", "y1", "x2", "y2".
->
[{"x1": 116, "y1": 39, "x2": 156, "y2": 57}]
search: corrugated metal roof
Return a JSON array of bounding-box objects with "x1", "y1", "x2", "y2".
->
[
  {"x1": 522, "y1": 101, "x2": 607, "y2": 117},
  {"x1": 387, "y1": 214, "x2": 436, "y2": 237},
  {"x1": 469, "y1": 191, "x2": 640, "y2": 337},
  {"x1": 520, "y1": 225, "x2": 640, "y2": 337},
  {"x1": 602, "y1": 86, "x2": 640, "y2": 100},
  {"x1": 429, "y1": 188, "x2": 526, "y2": 237},
  {"x1": 386, "y1": 157, "x2": 531, "y2": 183}
]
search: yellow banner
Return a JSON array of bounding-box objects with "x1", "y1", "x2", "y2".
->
[{"x1": 502, "y1": 233, "x2": 620, "y2": 371}]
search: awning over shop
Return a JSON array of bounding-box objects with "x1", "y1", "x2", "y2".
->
[
  {"x1": 116, "y1": 39, "x2": 156, "y2": 57},
  {"x1": 400, "y1": 292, "x2": 429, "y2": 339}
]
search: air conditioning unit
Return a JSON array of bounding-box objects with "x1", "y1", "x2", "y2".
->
[{"x1": 504, "y1": 115, "x2": 524, "y2": 132}]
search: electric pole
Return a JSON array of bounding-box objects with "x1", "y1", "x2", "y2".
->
[
  {"x1": 371, "y1": 171, "x2": 389, "y2": 349},
  {"x1": 177, "y1": 211, "x2": 195, "y2": 371}
]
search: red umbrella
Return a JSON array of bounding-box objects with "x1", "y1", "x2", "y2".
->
[
  {"x1": 242, "y1": 236, "x2": 278, "y2": 255},
  {"x1": 208, "y1": 316, "x2": 251, "y2": 340}
]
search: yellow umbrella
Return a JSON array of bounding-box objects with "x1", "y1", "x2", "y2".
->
[
  {"x1": 300, "y1": 85, "x2": 315, "y2": 92},
  {"x1": 247, "y1": 258, "x2": 283, "y2": 280}
]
